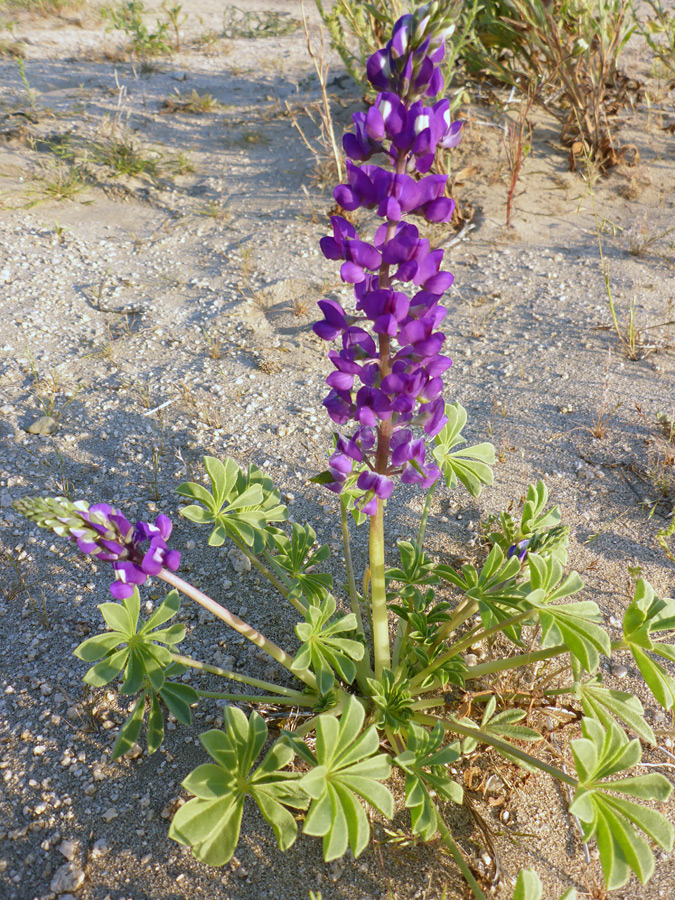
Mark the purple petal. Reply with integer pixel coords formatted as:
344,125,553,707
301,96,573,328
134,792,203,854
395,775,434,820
164,549,181,572
357,470,394,499
110,581,135,600
155,514,172,540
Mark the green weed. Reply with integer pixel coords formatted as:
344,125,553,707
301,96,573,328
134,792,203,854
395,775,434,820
102,0,170,63
222,5,299,39
161,88,219,114
30,160,87,203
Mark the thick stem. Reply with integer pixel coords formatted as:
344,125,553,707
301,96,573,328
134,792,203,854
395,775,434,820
340,499,375,689
418,713,577,787
158,569,317,690
369,499,391,679
170,653,307,699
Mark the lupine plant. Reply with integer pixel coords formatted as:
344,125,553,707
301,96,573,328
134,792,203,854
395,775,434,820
15,5,674,898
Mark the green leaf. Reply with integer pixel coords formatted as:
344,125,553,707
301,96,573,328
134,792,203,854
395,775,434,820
293,593,364,688
433,403,495,498
270,522,333,604
513,869,542,900
570,718,674,889
169,708,307,867
578,678,656,745
121,648,146,695
525,560,609,672
622,579,675,710
289,697,394,861
485,481,569,565
179,457,288,552
83,646,129,687
100,601,135,636
160,682,198,726
78,584,188,757
178,505,215,525
394,723,462,841
74,631,125,662
174,480,216,508
142,590,181,632
110,694,146,761
147,691,164,754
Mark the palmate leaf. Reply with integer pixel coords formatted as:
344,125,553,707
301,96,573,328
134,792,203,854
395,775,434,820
285,697,394,861
177,456,288,553
569,718,673,890
367,669,414,733
169,708,308,866
524,554,610,673
73,589,197,759
436,544,526,643
432,402,495,498
621,578,675,710
461,696,540,762
386,540,439,590
270,522,333,604
292,593,364,693
394,722,462,841
576,677,656,745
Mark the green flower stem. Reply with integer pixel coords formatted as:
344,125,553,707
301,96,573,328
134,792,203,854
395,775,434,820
169,653,308,699
194,690,315,707
369,499,391,679
410,607,536,690
464,639,626,681
429,598,479,650
433,802,488,900
158,569,318,690
411,696,448,711
341,498,365,636
419,713,577,787
227,534,306,615
415,480,437,553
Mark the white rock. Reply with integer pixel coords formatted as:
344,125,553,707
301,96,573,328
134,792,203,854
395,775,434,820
58,839,78,861
227,547,251,574
50,861,85,893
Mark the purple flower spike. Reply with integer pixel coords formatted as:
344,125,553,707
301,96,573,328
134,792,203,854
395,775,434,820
12,497,181,598
313,5,463,515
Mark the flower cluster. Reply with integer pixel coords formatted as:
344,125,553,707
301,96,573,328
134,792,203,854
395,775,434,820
366,1,459,104
13,496,180,599
313,2,461,514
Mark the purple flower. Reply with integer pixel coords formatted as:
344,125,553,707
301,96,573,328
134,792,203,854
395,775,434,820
12,497,180,599
313,299,350,341
507,539,530,562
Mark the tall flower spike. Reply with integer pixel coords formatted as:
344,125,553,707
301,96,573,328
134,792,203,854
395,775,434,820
314,5,463,515
13,496,180,599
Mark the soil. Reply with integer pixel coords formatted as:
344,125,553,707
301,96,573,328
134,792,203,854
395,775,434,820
0,2,674,900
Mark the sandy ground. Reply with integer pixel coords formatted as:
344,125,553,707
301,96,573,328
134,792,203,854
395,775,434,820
0,2,674,899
